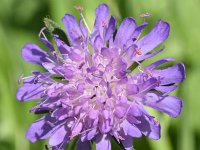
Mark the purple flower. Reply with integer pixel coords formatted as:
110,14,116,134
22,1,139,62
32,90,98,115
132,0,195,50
17,4,185,150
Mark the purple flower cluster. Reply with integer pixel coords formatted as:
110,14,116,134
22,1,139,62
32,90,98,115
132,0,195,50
17,4,185,150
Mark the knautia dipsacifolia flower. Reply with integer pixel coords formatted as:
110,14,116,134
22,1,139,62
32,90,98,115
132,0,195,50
17,4,185,150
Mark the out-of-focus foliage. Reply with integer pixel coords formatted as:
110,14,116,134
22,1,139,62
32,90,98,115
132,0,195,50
0,0,199,150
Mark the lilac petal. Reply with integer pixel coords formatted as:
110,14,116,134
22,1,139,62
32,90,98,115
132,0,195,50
152,63,186,85
132,22,148,40
99,111,112,133
138,78,158,93
135,115,160,140
49,125,67,146
94,3,110,39
87,128,97,140
114,106,127,118
101,47,118,58
40,38,55,52
136,46,165,61
155,85,177,94
146,58,174,70
42,62,56,74
68,51,82,62
39,97,61,109
122,44,137,66
72,122,83,137
89,110,99,119
121,120,142,138
126,84,139,95
26,115,56,142
144,92,183,118
80,18,88,42
55,38,70,54
22,43,50,65
93,35,104,54
128,103,144,117
114,17,136,49
137,20,170,55
96,134,111,150
16,77,46,101
121,136,133,150
52,108,68,121
62,14,82,46
105,16,117,41
77,140,91,150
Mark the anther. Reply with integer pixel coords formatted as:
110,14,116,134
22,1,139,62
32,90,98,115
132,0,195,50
135,47,142,55
18,74,24,84
101,19,107,27
74,5,83,11
140,12,152,18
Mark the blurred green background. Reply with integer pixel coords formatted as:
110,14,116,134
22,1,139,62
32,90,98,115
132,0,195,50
0,0,200,150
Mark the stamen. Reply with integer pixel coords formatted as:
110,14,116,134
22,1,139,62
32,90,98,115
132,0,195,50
18,75,34,84
45,57,55,64
118,135,125,141
70,126,97,139
38,27,48,41
18,74,24,84
46,121,55,127
80,13,91,34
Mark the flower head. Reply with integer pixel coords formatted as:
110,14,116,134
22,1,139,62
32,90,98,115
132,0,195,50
17,4,185,150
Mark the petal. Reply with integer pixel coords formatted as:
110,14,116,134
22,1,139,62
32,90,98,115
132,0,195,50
114,17,136,49
135,115,161,140
68,50,82,62
26,115,56,142
49,125,68,146
136,46,165,61
144,92,183,118
146,58,174,70
114,106,127,118
105,16,117,41
126,84,139,95
16,79,46,101
80,18,88,40
93,3,110,39
121,120,142,138
52,108,68,121
155,85,177,94
138,78,158,93
77,140,91,150
137,20,170,55
40,38,55,52
93,35,104,54
152,63,186,85
96,134,111,150
62,14,82,46
132,22,148,40
121,136,133,150
22,43,50,65
42,62,56,74
55,38,70,54
101,47,118,58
